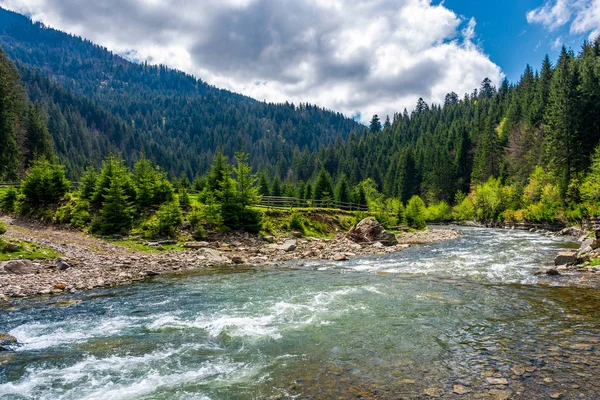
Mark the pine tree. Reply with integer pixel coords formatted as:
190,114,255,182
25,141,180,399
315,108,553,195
334,174,351,207
369,115,382,133
313,167,334,203
24,103,54,165
544,46,581,194
234,151,260,207
98,175,133,235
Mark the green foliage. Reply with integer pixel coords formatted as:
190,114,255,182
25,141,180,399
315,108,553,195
313,168,334,202
581,144,600,203
133,154,174,211
79,166,98,201
288,212,306,232
142,201,182,239
472,178,503,221
234,152,261,207
452,195,476,221
92,155,136,209
405,195,426,230
425,201,452,222
0,240,60,261
21,158,70,208
55,199,91,229
0,187,18,212
0,221,6,235
179,188,191,211
94,176,134,235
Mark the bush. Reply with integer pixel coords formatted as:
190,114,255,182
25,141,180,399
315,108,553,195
0,187,18,212
0,222,6,235
95,177,134,235
425,201,452,222
156,201,183,238
452,196,476,221
21,158,70,208
288,212,305,232
405,195,427,230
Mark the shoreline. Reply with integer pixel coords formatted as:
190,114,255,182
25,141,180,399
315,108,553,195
0,216,461,303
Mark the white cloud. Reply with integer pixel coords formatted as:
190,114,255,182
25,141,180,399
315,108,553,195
0,0,504,122
528,0,600,40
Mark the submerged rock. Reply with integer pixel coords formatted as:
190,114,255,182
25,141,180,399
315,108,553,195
347,217,398,246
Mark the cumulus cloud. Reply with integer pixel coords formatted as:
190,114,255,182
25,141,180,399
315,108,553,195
528,0,600,40
0,0,504,122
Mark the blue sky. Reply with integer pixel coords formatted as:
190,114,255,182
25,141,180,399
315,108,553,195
445,0,593,81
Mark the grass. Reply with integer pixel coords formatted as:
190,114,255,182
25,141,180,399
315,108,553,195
110,239,186,253
0,239,61,261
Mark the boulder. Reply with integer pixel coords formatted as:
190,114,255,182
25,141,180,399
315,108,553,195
202,248,232,264
4,243,22,252
347,218,398,246
3,260,36,275
57,260,71,271
554,251,577,266
591,240,600,250
332,253,348,261
0,334,18,351
231,256,244,264
262,235,276,243
280,239,297,252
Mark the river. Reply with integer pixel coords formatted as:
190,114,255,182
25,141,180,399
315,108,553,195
1,226,599,399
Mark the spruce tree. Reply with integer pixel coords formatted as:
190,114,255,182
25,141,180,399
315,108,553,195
99,176,133,235
313,168,334,203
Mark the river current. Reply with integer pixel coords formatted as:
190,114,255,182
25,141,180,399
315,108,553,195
1,226,600,399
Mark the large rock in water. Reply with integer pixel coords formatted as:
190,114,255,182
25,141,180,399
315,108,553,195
0,334,18,351
347,218,398,246
554,251,577,266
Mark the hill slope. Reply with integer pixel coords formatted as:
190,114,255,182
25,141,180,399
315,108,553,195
0,7,362,178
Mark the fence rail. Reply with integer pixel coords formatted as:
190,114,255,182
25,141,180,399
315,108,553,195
0,183,393,214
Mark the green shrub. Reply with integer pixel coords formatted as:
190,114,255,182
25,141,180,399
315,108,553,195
0,187,18,212
21,158,70,209
95,177,134,235
288,212,305,232
452,196,476,221
156,201,183,238
0,222,6,235
405,195,427,230
425,201,452,222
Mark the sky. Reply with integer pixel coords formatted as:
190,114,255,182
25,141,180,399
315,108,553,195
0,0,598,123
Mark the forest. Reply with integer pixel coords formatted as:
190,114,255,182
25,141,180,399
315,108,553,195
2,2,600,232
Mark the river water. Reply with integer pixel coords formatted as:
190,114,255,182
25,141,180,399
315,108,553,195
1,226,600,399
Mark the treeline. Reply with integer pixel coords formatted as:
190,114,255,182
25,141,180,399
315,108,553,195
0,150,267,238
276,38,600,224
0,7,361,179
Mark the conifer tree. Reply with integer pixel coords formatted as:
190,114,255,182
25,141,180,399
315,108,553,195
99,176,133,235
313,167,334,202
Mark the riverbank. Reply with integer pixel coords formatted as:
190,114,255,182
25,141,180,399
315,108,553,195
0,216,461,302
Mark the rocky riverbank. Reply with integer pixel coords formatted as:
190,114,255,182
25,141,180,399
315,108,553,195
0,216,461,302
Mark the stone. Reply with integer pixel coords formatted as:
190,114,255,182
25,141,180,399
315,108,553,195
511,365,526,376
231,256,244,264
453,384,471,395
423,388,444,397
0,334,18,351
280,239,297,252
372,242,384,248
202,248,232,264
4,260,36,275
545,268,560,276
487,389,513,400
4,243,22,252
591,239,600,250
346,217,398,246
554,251,577,266
54,283,67,290
291,230,303,238
551,393,563,399
157,240,177,245
57,260,71,271
332,253,348,261
486,377,508,385
183,241,210,249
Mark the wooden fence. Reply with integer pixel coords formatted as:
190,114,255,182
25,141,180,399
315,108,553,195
257,196,370,211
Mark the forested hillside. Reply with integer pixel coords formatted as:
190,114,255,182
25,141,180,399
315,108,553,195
0,7,361,178
284,39,600,223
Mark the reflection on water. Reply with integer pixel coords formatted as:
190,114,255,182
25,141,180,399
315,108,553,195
1,227,599,399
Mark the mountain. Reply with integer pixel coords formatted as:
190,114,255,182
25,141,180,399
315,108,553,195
0,7,362,179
